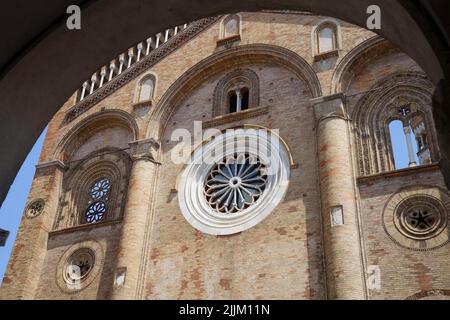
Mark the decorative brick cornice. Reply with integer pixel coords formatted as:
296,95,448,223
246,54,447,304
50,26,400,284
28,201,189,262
203,106,270,129
63,17,220,124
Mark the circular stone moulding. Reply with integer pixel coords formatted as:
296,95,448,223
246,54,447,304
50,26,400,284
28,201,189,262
56,241,103,293
26,199,45,218
383,189,450,251
178,128,290,235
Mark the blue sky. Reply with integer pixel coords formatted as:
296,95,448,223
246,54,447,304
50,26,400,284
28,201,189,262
0,128,47,284
0,122,415,284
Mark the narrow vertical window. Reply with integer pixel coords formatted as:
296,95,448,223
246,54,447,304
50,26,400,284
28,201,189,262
316,23,338,54
221,14,241,39
241,89,249,111
138,76,155,102
229,92,238,113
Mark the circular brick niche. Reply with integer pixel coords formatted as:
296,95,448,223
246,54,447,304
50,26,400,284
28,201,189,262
383,187,450,251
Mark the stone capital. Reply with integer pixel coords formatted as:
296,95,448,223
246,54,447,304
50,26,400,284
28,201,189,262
311,93,347,122
35,160,67,174
128,138,160,162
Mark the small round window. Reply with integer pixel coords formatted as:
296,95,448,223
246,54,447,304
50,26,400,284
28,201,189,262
26,199,45,218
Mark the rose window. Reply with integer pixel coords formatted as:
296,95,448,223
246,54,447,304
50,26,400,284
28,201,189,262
403,206,438,233
90,178,111,200
64,249,95,284
85,202,107,223
178,129,291,235
26,199,45,218
84,178,111,224
204,154,267,214
393,194,448,241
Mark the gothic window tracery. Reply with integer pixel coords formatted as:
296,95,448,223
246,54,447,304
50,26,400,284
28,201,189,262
388,105,431,170
54,151,131,230
353,73,438,176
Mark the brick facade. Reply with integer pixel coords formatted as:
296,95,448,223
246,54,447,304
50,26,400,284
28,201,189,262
1,11,449,300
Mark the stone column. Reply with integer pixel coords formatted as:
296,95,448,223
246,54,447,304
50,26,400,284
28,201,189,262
312,94,365,299
0,160,66,299
403,125,417,167
236,89,242,112
110,138,160,300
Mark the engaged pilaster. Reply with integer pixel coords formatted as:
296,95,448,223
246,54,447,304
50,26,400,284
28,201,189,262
110,138,160,300
0,160,66,299
312,93,365,300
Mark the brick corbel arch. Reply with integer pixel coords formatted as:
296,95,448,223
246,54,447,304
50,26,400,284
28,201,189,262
145,43,322,141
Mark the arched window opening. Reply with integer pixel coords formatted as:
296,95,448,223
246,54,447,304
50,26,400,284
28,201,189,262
213,68,259,117
138,76,155,102
221,14,241,39
317,24,338,54
389,120,417,170
228,87,249,114
389,111,431,170
229,91,238,113
241,88,249,111
410,114,432,165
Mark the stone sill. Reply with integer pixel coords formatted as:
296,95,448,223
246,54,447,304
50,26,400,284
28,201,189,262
313,49,340,62
357,162,441,184
132,99,153,109
203,106,269,129
49,219,122,237
216,34,241,47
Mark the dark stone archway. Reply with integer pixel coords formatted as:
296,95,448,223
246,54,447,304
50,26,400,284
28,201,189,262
0,0,449,204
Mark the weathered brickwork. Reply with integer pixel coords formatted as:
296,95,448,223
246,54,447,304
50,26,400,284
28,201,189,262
1,11,449,300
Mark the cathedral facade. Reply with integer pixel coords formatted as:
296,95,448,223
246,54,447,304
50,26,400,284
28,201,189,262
1,11,449,300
